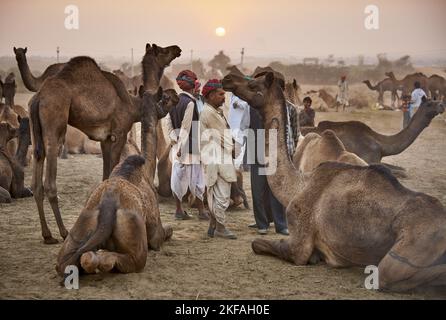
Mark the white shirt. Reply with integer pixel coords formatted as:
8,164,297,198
228,94,250,144
411,88,426,109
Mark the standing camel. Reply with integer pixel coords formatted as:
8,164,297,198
223,70,446,292
56,88,173,275
30,43,181,244
363,77,399,108
385,71,429,96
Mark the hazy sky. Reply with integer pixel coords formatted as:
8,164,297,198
1,0,445,62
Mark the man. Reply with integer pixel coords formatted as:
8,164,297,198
400,93,411,128
247,106,289,235
200,79,238,239
299,96,315,127
337,75,349,112
168,70,209,221
409,81,427,118
228,93,250,169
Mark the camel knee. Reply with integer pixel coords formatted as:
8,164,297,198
80,251,99,274
44,182,58,200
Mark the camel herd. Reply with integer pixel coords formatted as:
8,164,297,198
0,42,445,293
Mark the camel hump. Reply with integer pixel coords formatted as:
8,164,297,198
101,71,132,104
111,155,145,180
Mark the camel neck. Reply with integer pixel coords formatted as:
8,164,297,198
141,96,158,181
16,56,39,92
262,85,304,208
378,110,431,156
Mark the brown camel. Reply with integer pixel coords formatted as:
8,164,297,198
14,47,66,92
427,74,446,101
0,122,33,203
300,99,444,165
385,71,429,96
223,70,446,292
306,89,337,109
363,77,399,107
30,43,181,244
293,130,367,173
284,79,301,106
56,87,173,276
113,69,175,92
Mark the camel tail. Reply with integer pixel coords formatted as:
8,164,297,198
75,190,118,257
29,97,44,160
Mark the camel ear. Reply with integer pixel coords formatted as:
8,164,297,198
152,44,159,56
24,47,27,53
293,79,298,89
146,43,151,52
265,72,274,88
13,47,17,54
138,85,145,98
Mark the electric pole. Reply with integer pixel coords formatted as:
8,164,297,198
190,49,194,72
240,48,245,69
57,46,60,63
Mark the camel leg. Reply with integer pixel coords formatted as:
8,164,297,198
253,200,315,265
32,154,57,244
146,215,173,250
44,143,68,239
100,140,112,180
109,135,126,173
80,250,145,274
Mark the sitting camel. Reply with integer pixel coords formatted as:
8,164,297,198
0,121,33,203
293,130,367,173
300,99,444,166
30,43,181,244
222,70,446,292
56,88,173,276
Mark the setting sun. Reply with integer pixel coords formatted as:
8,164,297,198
215,27,226,37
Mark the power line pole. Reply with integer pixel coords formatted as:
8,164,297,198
240,48,245,69
131,48,134,77
190,49,194,72
57,46,60,63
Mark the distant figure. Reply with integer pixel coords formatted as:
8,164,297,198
299,96,315,127
409,81,427,118
337,75,349,111
193,80,205,114
400,94,411,129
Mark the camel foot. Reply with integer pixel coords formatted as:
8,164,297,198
60,229,69,240
43,236,59,245
252,238,270,255
80,251,99,273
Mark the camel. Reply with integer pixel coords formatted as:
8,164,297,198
30,43,181,244
14,47,66,92
113,70,175,92
299,99,444,165
0,76,3,103
306,89,337,110
56,87,173,276
223,70,446,292
427,75,446,101
0,122,33,203
363,77,399,108
385,71,429,96
293,130,367,173
284,79,301,106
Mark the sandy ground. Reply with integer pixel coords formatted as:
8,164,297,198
1,93,446,300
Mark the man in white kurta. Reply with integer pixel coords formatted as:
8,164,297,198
337,75,349,111
200,79,237,239
228,93,250,169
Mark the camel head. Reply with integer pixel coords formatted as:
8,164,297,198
142,43,182,92
0,122,18,147
414,99,445,124
222,69,266,108
13,47,27,60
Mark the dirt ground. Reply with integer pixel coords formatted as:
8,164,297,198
1,92,445,300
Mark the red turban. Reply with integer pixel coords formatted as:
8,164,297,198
202,79,223,97
176,70,197,91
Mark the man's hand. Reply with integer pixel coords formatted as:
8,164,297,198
177,149,182,158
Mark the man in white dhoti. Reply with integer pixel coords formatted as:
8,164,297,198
200,79,237,239
336,75,349,112
168,70,209,221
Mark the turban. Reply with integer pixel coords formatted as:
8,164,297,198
176,70,198,91
202,79,223,97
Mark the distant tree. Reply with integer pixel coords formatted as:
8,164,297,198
208,50,231,74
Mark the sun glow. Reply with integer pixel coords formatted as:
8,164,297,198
215,27,226,37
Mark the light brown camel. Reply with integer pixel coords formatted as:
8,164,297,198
62,126,102,156
293,130,367,173
0,122,33,203
385,71,429,96
56,88,173,276
300,99,444,165
223,70,446,292
363,77,399,107
284,79,301,106
30,43,181,244
306,89,337,109
14,47,66,92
